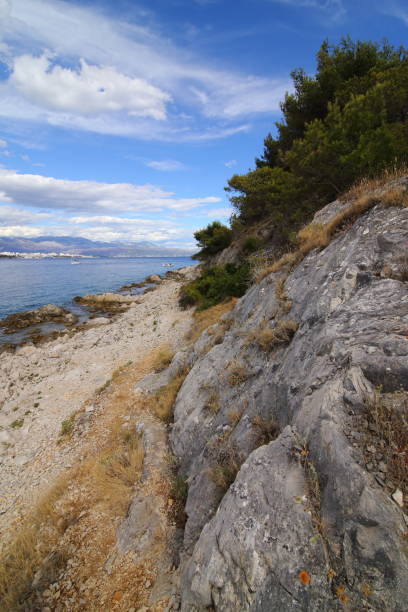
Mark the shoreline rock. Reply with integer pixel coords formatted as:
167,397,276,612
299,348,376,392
0,304,77,334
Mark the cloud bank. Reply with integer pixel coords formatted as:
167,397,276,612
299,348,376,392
0,0,291,141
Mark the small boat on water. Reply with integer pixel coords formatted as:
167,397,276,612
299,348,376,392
71,259,80,265
162,263,173,267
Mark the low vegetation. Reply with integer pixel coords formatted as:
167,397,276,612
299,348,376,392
185,298,237,344
209,442,243,493
248,319,299,351
10,418,24,429
243,235,263,254
0,409,144,610
204,391,220,414
252,416,279,446
226,361,250,386
170,474,188,503
152,345,174,372
255,184,408,282
362,390,408,501
59,412,76,438
179,263,250,310
148,372,188,423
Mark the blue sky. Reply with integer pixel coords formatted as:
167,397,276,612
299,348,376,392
0,0,407,250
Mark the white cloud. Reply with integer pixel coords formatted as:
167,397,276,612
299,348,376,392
0,225,45,237
205,207,232,218
267,0,345,19
0,0,290,140
380,5,408,25
145,159,186,171
0,139,7,147
0,204,53,225
224,159,237,168
0,203,197,244
12,54,170,120
0,169,220,213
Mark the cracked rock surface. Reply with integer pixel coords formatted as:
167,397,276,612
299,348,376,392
169,199,408,610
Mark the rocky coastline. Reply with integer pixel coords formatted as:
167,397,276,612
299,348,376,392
0,269,188,353
0,266,197,532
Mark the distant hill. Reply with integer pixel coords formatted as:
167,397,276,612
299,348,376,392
0,236,193,257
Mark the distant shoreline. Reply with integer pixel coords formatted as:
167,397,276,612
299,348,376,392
0,262,196,350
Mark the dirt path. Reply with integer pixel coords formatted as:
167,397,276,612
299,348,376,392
0,271,194,535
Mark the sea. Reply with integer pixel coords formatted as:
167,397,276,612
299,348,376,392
0,256,194,345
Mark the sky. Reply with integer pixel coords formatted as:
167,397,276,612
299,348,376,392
0,0,407,251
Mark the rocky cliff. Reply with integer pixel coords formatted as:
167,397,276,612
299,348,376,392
164,192,408,610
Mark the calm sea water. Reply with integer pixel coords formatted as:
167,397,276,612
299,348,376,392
0,256,194,320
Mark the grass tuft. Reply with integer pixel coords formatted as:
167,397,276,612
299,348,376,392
227,362,250,386
252,416,279,446
204,391,220,414
247,319,298,351
152,345,174,372
185,299,237,345
148,373,188,423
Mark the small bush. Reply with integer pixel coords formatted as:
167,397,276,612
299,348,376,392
179,263,250,310
59,412,76,437
243,235,262,254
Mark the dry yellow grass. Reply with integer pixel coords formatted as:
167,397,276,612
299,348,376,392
92,429,144,514
227,362,250,386
148,372,188,422
247,319,298,351
252,416,279,446
228,410,242,426
152,344,174,372
275,277,287,301
0,474,72,610
185,298,237,344
343,164,408,201
0,353,164,611
204,391,220,414
255,251,301,282
381,187,408,209
256,181,408,283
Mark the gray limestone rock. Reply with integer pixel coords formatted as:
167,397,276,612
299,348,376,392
169,198,408,610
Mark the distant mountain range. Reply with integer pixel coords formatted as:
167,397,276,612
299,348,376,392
0,236,193,257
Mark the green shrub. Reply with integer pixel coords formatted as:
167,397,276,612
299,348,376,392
225,38,408,241
192,221,233,261
179,263,250,310
243,235,263,253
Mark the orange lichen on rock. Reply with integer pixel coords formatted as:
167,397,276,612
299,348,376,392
298,570,311,585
